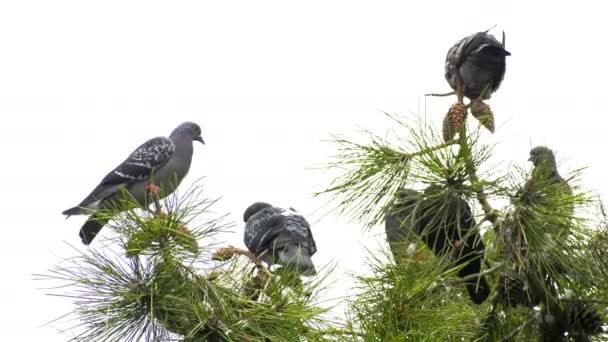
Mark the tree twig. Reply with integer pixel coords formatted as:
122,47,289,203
441,262,503,287
425,91,456,97
212,245,271,276
458,262,503,283
459,123,498,226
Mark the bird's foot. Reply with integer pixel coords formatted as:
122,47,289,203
145,183,162,195
456,78,466,104
452,239,463,252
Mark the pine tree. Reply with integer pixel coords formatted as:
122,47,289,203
38,184,345,341
39,110,608,341
318,107,608,340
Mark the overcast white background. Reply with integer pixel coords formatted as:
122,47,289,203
1,1,607,340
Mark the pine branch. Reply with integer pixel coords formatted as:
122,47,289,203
456,262,503,283
458,123,499,225
425,91,456,97
211,245,272,277
39,182,337,341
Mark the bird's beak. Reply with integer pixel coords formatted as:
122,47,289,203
195,136,205,144
527,156,533,162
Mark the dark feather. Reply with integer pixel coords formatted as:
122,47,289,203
386,188,490,304
243,204,317,275
79,215,110,245
445,31,511,99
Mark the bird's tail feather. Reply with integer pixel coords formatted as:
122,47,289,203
79,215,109,245
278,245,316,276
63,206,85,217
464,276,491,305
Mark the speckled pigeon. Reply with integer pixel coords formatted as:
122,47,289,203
385,188,490,304
243,202,317,276
445,30,511,100
63,122,204,245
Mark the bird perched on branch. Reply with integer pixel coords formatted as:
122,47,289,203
385,188,490,304
524,146,574,217
384,189,419,260
445,29,511,101
243,202,317,276
528,146,566,184
63,122,204,245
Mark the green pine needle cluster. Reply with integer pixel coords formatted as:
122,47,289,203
347,248,486,341
320,113,608,341
38,183,341,341
38,111,608,341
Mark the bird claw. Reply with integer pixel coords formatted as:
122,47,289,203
452,239,463,251
145,183,161,195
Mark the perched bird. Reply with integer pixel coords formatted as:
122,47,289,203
525,146,573,216
385,188,490,304
63,122,204,245
243,202,317,276
445,30,511,100
384,189,420,260
528,146,565,184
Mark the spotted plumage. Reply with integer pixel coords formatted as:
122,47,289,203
243,202,317,275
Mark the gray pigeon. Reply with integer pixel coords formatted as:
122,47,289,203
243,202,317,276
445,30,511,100
526,146,573,208
528,146,566,184
524,146,574,234
63,122,204,245
385,189,419,260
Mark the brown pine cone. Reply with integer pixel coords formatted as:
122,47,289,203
442,102,467,142
442,112,456,142
470,100,495,133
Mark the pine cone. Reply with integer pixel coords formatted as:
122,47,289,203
568,301,604,336
212,246,239,261
442,102,467,142
497,273,525,307
470,100,495,133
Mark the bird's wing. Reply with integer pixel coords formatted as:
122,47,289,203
282,211,317,256
101,136,175,186
66,137,175,213
447,32,507,68
244,207,287,254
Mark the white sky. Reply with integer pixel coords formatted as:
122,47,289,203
1,1,607,340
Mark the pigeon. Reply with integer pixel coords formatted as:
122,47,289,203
385,188,490,304
445,30,511,100
63,122,204,245
524,146,574,217
384,189,419,261
243,202,317,276
528,146,566,184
